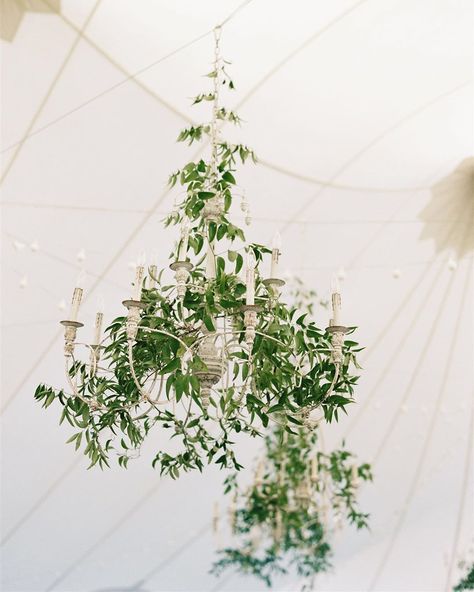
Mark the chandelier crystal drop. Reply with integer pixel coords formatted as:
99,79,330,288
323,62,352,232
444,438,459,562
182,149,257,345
35,28,361,476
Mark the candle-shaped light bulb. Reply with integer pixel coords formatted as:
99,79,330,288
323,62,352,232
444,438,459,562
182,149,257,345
178,216,190,261
93,296,105,345
246,251,256,305
133,253,146,301
270,231,282,278
331,273,342,325
69,270,86,321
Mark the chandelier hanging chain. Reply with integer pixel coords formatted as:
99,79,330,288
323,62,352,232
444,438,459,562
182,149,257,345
210,25,222,185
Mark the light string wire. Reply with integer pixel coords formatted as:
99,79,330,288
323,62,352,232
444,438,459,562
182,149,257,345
1,5,470,592
367,209,474,590
1,197,466,226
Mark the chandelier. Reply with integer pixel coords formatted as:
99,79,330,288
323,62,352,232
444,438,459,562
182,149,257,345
35,27,360,476
211,425,372,587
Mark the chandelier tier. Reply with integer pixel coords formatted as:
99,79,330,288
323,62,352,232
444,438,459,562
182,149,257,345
35,28,361,476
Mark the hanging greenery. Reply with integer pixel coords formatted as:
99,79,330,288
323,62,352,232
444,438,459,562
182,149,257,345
455,564,474,591
211,425,372,588
34,29,362,479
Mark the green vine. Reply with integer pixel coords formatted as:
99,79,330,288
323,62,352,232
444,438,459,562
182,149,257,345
455,563,474,591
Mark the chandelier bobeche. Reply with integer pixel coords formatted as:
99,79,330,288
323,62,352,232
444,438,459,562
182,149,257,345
35,28,361,475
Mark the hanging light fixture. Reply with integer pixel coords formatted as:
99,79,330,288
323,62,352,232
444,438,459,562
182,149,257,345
211,425,372,587
35,27,360,476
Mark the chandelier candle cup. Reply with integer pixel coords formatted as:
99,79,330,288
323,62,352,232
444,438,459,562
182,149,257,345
326,324,348,364
170,260,193,299
122,299,146,342
60,319,84,357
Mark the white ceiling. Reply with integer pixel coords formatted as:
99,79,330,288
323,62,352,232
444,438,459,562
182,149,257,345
1,1,473,591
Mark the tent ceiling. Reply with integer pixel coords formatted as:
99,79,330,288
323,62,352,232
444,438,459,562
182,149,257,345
1,1,473,590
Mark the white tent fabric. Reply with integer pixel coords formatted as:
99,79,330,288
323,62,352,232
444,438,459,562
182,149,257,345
1,1,473,590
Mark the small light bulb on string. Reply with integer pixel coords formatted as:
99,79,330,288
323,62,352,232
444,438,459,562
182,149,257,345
77,248,86,263
401,404,408,413
448,257,457,271
30,240,39,252
13,240,25,251
337,267,346,282
19,275,28,289
392,268,401,279
58,299,67,312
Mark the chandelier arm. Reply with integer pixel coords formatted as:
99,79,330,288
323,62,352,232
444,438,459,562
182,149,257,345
145,372,169,406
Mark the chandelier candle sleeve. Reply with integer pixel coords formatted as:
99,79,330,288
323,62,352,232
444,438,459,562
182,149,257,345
331,274,342,325
178,217,190,261
270,231,282,278
93,312,104,345
69,287,83,321
246,251,256,305
133,265,145,301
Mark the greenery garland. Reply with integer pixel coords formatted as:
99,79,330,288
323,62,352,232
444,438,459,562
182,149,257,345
34,40,362,480
211,425,372,588
455,563,474,591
